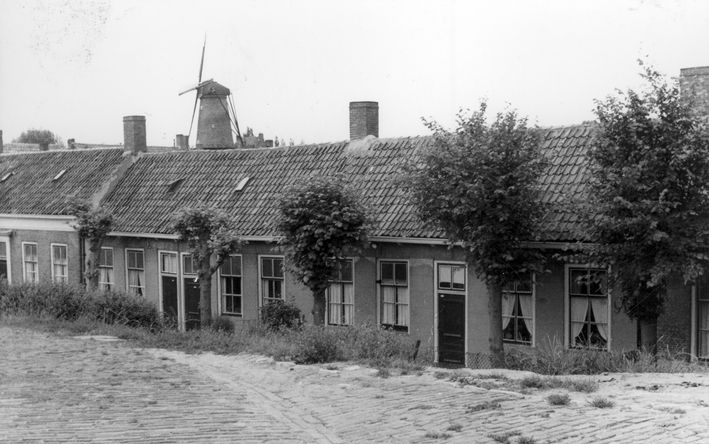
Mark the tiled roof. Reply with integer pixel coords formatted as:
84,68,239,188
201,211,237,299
0,149,127,215
538,124,596,241
101,126,596,242
1,143,63,154
101,138,435,238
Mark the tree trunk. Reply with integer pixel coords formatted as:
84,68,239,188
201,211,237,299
199,275,212,327
198,255,213,327
487,281,505,368
84,239,101,291
312,288,326,325
638,317,658,355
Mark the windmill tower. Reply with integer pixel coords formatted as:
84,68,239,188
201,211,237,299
179,40,243,149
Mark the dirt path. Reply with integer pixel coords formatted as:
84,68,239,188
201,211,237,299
2,326,709,443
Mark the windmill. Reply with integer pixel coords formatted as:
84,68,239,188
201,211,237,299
178,39,243,149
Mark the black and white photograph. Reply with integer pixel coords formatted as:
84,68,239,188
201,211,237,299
1,1,709,442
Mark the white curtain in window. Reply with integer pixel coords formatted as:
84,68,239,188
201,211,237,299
343,284,354,325
570,297,588,340
129,270,144,294
518,293,533,331
100,268,113,288
501,293,515,329
590,297,609,341
396,287,409,326
382,286,396,325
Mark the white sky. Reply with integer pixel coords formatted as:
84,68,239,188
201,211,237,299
1,0,708,146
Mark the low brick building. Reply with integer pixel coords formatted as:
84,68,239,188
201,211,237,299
2,67,709,365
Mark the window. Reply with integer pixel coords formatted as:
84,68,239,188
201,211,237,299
261,256,284,305
220,255,242,316
568,268,609,350
99,248,114,291
183,254,198,275
0,240,8,282
126,249,145,296
502,275,533,345
438,263,466,291
51,244,68,283
22,243,38,283
380,261,409,331
327,259,354,326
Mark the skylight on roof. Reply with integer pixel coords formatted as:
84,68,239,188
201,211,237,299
235,177,250,191
167,178,185,193
53,169,67,181
0,171,12,182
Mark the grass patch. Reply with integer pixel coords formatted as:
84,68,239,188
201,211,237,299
519,375,598,392
424,431,452,439
489,431,520,443
446,423,462,432
518,437,537,444
466,400,501,413
546,393,570,406
505,336,709,375
589,397,615,408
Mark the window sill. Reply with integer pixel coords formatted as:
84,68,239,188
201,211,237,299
381,324,409,333
220,313,243,318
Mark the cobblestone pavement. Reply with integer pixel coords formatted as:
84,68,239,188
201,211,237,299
2,326,709,443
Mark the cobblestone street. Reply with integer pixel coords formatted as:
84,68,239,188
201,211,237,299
1,326,709,443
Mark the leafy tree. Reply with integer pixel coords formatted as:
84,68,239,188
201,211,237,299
68,200,113,291
586,64,709,351
407,102,546,365
173,206,241,327
14,129,62,147
277,176,370,325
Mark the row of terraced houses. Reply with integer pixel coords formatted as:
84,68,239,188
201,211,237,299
2,67,709,366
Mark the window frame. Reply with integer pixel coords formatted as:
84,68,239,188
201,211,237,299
565,265,611,351
501,273,535,346
259,255,285,307
21,242,38,284
326,258,355,326
219,254,243,317
98,247,114,291
378,259,410,332
0,236,11,284
50,243,68,284
125,248,145,296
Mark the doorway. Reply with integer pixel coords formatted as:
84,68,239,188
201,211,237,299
159,251,179,327
182,254,201,330
436,263,467,365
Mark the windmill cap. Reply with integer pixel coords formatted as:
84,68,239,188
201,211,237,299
199,80,230,96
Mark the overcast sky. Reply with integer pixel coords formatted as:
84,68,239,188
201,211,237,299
1,0,708,147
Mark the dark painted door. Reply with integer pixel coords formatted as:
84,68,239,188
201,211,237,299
438,293,465,365
0,259,7,280
184,279,201,330
162,276,178,326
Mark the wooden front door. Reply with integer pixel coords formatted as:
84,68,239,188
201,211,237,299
159,252,179,326
437,263,467,365
184,279,200,330
182,254,200,330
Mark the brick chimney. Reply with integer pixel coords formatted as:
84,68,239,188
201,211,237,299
175,134,189,150
349,101,379,140
123,115,147,155
680,66,709,121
